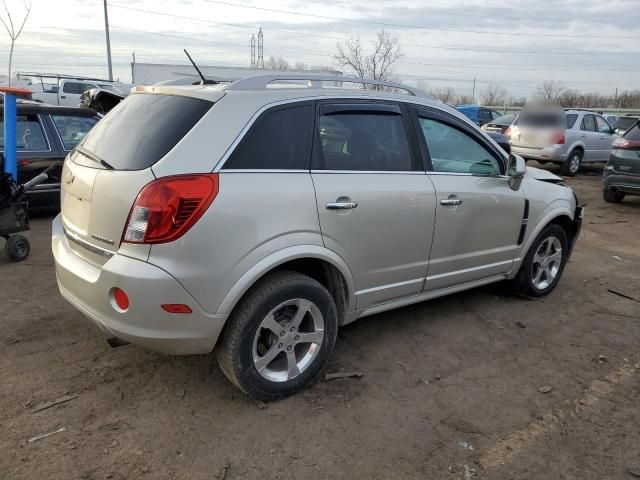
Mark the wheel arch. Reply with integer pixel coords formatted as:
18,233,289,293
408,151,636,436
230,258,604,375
216,246,355,324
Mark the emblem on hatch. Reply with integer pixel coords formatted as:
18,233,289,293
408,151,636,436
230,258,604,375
91,234,115,246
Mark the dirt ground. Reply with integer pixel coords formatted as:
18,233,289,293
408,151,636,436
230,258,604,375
2,163,639,480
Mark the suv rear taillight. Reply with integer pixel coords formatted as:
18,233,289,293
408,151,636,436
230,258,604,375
122,174,219,244
613,137,640,150
551,131,565,145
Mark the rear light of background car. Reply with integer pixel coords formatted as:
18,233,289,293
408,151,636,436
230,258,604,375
612,137,640,149
505,127,511,139
551,131,565,145
123,174,219,244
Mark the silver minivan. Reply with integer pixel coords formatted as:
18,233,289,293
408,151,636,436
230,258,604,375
509,109,617,176
53,75,582,400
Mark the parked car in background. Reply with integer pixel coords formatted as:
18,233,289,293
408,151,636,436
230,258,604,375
603,119,640,202
0,100,99,210
509,109,617,176
456,105,503,126
53,75,582,401
485,131,511,154
601,114,617,126
27,78,129,106
482,114,515,134
612,115,640,136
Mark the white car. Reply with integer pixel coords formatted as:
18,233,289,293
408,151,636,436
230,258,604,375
53,75,583,400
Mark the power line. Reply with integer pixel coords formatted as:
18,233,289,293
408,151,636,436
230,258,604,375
199,0,640,39
104,4,636,57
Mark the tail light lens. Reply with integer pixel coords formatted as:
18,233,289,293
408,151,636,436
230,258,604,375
551,131,565,145
505,127,511,139
613,137,640,149
123,174,219,244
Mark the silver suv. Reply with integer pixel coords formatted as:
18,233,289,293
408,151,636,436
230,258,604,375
53,75,583,400
509,109,617,176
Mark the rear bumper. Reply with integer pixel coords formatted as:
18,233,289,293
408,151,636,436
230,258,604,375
603,170,640,195
52,214,227,354
511,145,567,162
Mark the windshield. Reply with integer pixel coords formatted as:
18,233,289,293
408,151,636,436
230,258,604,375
493,115,514,125
78,93,213,170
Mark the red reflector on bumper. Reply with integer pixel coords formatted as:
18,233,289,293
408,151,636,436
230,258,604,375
161,304,192,314
113,288,129,310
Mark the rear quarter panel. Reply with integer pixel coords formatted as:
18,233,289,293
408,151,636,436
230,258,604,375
147,172,325,314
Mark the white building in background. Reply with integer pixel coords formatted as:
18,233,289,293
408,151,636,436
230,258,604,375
131,63,342,85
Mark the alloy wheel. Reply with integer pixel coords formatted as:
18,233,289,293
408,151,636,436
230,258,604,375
531,236,563,290
252,298,324,382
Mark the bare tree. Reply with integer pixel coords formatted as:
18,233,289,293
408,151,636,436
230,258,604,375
264,56,289,70
334,29,402,84
535,80,565,102
430,87,456,104
456,94,474,105
0,0,31,86
481,84,508,106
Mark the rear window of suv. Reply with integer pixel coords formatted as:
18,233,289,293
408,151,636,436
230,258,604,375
79,94,212,170
518,112,564,128
624,124,640,141
613,117,639,131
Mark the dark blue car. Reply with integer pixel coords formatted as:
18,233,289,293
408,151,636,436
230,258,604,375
456,105,503,126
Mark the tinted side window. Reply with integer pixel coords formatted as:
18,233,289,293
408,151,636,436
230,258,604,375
51,115,99,150
62,82,85,94
478,109,492,124
595,116,612,133
581,115,596,132
419,117,501,175
317,111,412,171
566,114,578,129
225,105,312,170
0,114,49,151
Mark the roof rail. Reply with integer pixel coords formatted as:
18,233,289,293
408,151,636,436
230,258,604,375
227,74,425,97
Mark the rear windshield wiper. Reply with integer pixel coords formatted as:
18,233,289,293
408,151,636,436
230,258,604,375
76,145,114,170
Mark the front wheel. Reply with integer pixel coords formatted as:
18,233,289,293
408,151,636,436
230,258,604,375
511,224,569,297
216,271,338,401
560,150,582,177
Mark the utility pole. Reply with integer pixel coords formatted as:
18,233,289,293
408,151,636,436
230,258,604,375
472,76,476,103
250,35,256,68
103,0,113,81
257,27,264,69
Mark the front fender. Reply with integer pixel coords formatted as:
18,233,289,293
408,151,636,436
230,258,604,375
216,245,356,316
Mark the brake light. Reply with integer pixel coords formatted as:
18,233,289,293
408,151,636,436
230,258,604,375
613,137,640,149
505,127,511,139
551,131,565,145
123,174,219,244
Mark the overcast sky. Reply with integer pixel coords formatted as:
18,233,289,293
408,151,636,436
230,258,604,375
1,0,639,97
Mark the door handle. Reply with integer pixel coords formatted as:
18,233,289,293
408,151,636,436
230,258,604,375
440,198,463,206
326,202,358,210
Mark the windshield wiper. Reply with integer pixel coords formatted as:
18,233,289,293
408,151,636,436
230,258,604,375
76,145,114,170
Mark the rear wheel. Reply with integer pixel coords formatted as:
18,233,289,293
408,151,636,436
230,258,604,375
560,150,582,177
603,188,625,203
5,235,30,262
216,271,338,401
511,224,568,298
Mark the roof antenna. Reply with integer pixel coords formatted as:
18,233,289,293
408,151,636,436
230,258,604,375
183,49,217,85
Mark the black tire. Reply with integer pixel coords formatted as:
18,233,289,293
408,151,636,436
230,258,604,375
5,235,30,262
560,149,582,177
216,270,338,401
511,224,569,298
603,188,625,203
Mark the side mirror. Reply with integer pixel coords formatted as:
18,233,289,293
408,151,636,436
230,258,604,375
507,154,526,191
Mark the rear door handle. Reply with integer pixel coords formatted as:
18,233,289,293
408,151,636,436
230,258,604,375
326,202,358,210
440,199,463,206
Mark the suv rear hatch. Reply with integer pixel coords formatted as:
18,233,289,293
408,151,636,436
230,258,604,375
60,92,214,264
511,111,567,149
609,123,640,175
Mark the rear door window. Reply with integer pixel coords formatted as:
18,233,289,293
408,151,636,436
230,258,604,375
581,115,596,132
51,115,98,150
316,106,413,171
224,104,313,170
0,114,50,151
79,94,213,170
